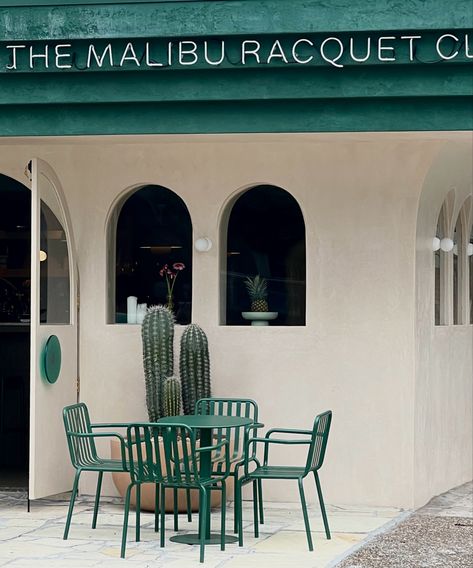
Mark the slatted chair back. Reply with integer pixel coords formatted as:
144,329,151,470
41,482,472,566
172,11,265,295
195,398,259,464
63,402,98,468
125,424,163,484
160,424,200,485
305,410,332,474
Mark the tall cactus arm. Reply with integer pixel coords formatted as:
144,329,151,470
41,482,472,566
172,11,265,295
180,324,211,415
142,305,175,422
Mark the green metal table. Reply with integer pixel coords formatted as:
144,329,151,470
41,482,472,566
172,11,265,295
157,414,253,545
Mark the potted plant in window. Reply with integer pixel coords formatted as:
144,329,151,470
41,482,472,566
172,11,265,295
159,262,185,313
241,275,278,326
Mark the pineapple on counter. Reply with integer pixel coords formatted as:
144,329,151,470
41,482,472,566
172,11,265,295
244,275,269,312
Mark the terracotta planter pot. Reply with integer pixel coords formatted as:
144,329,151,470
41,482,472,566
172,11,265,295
110,439,232,512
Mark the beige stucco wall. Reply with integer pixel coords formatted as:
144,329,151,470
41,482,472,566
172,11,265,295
414,142,473,508
0,132,471,509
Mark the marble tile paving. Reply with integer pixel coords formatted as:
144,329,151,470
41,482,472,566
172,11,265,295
0,490,404,568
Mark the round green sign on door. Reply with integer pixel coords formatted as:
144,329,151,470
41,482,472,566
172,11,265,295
42,335,62,384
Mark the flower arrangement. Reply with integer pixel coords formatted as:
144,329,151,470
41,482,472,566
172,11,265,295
159,262,185,312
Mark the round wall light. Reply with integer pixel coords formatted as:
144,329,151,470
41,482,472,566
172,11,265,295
440,238,454,252
432,237,441,251
467,243,473,257
195,237,212,252
39,250,48,262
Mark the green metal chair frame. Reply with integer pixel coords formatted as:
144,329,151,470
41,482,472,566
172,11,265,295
62,402,129,540
195,397,265,533
122,423,230,563
236,410,332,551
120,423,161,559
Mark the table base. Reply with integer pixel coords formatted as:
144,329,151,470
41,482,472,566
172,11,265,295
170,533,239,545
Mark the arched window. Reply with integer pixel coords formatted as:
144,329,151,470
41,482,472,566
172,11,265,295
453,214,461,325
434,202,447,326
434,190,455,326
222,185,306,326
109,185,192,325
453,197,472,326
470,221,473,324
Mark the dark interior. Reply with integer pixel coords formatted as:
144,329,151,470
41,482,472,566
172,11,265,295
0,174,30,490
115,185,193,325
226,185,306,326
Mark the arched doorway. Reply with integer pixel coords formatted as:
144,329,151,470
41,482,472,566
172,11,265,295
0,173,31,490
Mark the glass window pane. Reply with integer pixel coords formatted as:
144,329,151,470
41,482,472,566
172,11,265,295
434,204,446,326
470,225,473,324
434,249,441,325
453,220,460,325
40,201,70,324
114,185,192,325
224,185,306,326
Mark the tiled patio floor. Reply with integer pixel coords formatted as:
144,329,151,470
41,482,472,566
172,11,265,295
0,491,403,568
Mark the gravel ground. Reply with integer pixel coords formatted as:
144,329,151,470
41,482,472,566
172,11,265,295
337,514,473,568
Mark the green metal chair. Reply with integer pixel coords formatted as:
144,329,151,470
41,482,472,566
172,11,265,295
62,403,129,540
122,423,230,563
236,410,332,551
120,423,162,559
195,397,265,533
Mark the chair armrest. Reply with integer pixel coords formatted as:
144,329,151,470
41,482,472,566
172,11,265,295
68,432,128,470
244,436,311,471
196,439,230,478
241,422,264,459
196,439,228,453
91,423,130,429
265,428,312,437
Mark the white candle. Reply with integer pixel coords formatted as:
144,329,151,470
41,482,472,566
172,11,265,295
127,296,138,324
136,303,147,324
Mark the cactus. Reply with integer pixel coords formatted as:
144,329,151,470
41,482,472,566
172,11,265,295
180,324,211,415
163,375,182,417
141,305,174,422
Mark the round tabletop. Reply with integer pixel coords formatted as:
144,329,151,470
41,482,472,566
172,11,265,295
156,415,253,429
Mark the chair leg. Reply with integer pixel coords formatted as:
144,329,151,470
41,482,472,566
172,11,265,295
298,478,313,552
253,480,259,538
63,469,81,540
232,467,241,534
233,477,241,534
173,488,179,531
236,480,244,547
233,476,239,534
206,487,212,539
135,483,141,542
220,481,226,551
314,471,331,540
186,488,192,522
92,471,103,529
257,478,264,525
160,486,166,548
253,458,264,525
154,483,159,532
120,482,134,559
233,484,241,534
199,487,207,563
